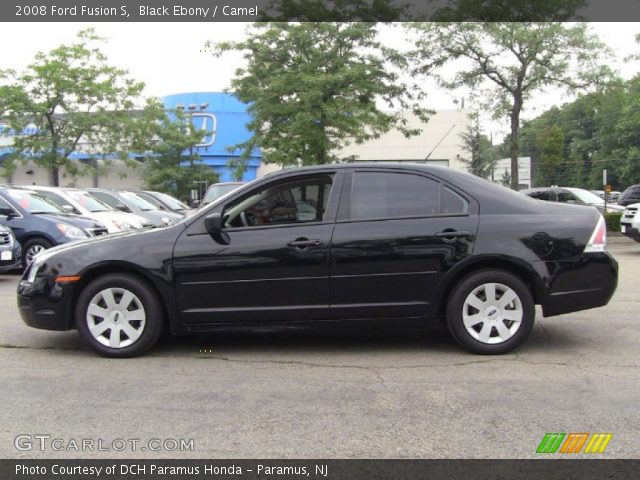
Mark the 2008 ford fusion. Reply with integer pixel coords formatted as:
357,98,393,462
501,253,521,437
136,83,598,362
17,164,618,357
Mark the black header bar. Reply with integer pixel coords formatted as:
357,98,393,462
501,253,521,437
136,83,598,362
3,0,640,22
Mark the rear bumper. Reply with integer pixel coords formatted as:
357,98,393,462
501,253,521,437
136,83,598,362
540,252,618,317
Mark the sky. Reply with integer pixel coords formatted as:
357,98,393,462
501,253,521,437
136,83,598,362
1,22,639,141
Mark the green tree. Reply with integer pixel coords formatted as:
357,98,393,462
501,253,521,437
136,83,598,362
409,22,610,190
458,113,495,178
0,29,146,185
211,22,429,177
142,108,219,201
534,125,564,186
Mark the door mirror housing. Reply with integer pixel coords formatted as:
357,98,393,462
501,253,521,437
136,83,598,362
116,204,132,213
204,212,223,234
0,207,17,219
62,205,75,213
204,212,229,244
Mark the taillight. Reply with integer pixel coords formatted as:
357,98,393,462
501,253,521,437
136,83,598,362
584,215,607,253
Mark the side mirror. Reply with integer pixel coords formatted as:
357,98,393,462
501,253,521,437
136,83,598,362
204,213,229,245
116,204,132,213
0,207,17,219
204,212,223,234
62,205,75,213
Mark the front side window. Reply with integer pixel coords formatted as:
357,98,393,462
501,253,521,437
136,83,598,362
527,190,553,201
224,176,333,228
556,191,580,204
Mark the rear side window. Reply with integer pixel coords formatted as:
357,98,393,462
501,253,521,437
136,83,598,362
348,172,468,221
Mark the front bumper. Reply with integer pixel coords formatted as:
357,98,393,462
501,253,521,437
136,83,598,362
17,278,76,331
0,243,22,272
620,222,640,242
540,252,618,317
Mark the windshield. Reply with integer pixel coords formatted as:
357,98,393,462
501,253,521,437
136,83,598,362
66,190,114,212
6,189,66,214
154,192,190,210
565,188,605,205
120,191,157,211
204,184,243,204
136,193,165,209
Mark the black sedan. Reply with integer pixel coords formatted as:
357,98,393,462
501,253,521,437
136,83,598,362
17,164,617,357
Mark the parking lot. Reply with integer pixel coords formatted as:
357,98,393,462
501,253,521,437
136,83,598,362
0,238,638,459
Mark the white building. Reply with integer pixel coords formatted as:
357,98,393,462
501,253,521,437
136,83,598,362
258,109,471,177
491,157,532,190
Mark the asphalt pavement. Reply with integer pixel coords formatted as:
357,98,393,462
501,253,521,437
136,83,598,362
0,239,638,459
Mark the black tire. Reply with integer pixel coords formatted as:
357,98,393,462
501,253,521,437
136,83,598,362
446,269,535,355
75,273,164,357
21,237,53,268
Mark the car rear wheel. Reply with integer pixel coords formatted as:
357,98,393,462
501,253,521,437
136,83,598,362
22,238,53,268
76,274,164,357
446,270,534,354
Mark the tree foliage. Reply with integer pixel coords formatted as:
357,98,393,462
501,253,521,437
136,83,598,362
409,22,610,189
211,22,430,176
458,112,496,178
517,76,640,190
142,108,219,201
0,29,148,185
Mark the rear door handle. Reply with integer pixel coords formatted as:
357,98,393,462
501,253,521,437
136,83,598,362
435,230,470,239
287,238,322,248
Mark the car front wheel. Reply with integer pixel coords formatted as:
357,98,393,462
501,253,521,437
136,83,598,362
446,270,534,354
22,238,53,268
76,274,164,357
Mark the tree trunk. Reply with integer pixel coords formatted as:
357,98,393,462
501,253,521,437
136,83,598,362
509,97,523,190
49,166,60,186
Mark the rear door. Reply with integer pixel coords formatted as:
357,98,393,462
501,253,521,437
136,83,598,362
329,168,479,320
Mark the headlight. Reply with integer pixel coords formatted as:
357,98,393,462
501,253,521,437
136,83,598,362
25,249,55,283
112,220,140,231
56,223,88,239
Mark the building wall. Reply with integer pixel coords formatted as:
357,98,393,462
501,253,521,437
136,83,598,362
6,160,145,188
338,110,470,170
492,157,532,190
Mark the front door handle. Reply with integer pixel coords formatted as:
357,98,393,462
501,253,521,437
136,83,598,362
287,238,322,249
435,230,471,239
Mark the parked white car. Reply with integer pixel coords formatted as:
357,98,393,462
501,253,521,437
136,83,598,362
25,186,150,233
621,203,640,242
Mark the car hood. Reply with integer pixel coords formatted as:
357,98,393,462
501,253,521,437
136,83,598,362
90,210,148,225
35,213,104,228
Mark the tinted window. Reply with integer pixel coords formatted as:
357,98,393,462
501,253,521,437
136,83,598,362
441,186,469,214
225,176,333,228
527,190,553,201
556,191,579,204
350,172,440,220
90,191,122,209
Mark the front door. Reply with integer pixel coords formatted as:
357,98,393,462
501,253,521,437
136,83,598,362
173,172,342,325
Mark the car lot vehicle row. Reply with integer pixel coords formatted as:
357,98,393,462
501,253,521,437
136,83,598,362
0,185,187,266
520,186,625,213
16,163,617,358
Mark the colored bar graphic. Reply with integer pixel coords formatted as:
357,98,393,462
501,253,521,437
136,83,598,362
584,433,613,453
560,433,589,453
536,433,566,453
537,433,613,454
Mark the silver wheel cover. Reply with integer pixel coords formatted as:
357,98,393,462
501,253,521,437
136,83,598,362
462,282,523,345
86,287,146,349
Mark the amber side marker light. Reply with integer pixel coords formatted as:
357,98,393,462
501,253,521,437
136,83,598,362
55,276,82,283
